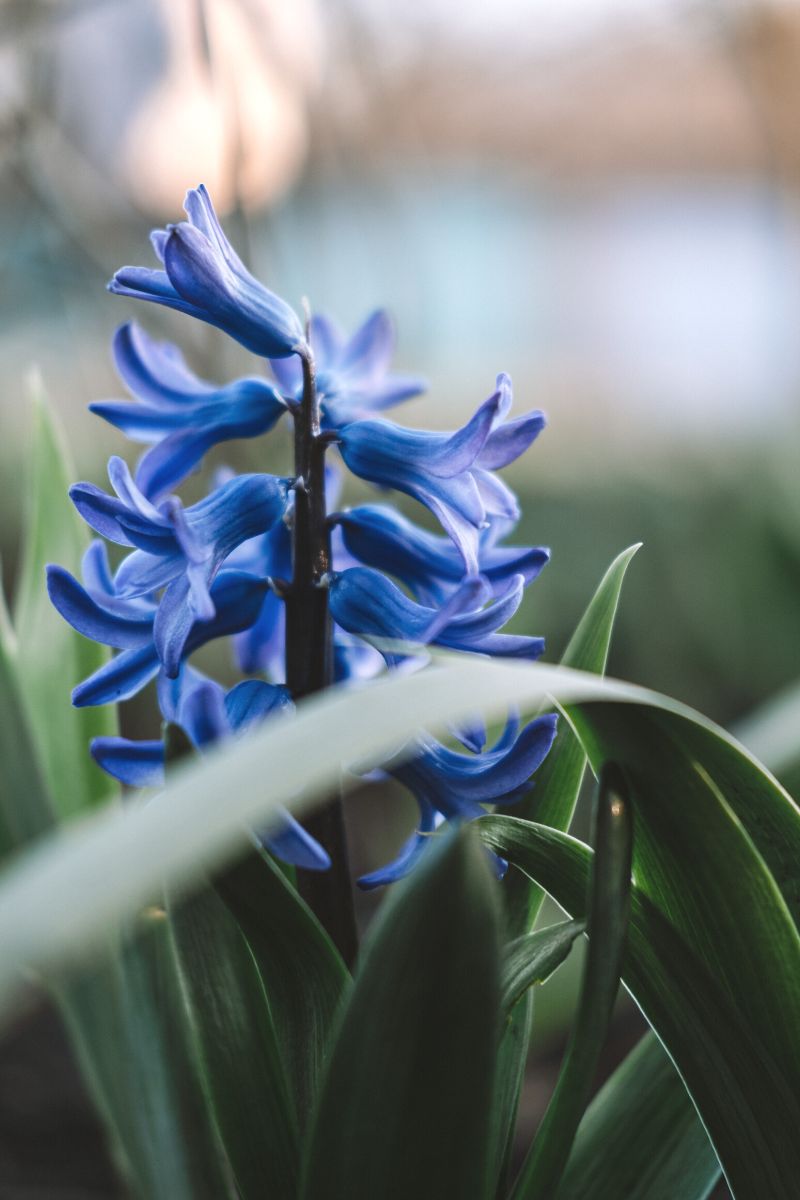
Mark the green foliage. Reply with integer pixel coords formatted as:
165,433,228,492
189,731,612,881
501,918,585,1014
169,886,300,1199
556,1033,721,1200
300,827,502,1200
214,848,350,1127
502,543,640,937
13,380,116,819
3,439,799,1200
511,765,633,1199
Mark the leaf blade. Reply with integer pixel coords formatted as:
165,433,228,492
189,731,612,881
511,765,633,1199
300,828,502,1200
556,1032,721,1200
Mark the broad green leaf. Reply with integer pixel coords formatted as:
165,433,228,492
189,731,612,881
169,886,299,1199
502,918,585,1014
214,846,350,1127
511,765,633,1199
478,812,800,1200
503,543,640,936
12,382,116,818
556,1032,720,1200
299,828,502,1200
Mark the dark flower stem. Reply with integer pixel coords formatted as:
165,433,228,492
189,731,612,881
285,347,359,967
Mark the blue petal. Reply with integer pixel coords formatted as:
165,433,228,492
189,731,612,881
163,223,305,359
46,565,153,648
90,737,164,787
135,428,218,499
111,186,306,359
329,566,539,661
357,798,437,889
335,504,549,604
224,679,293,731
260,812,332,871
112,321,216,405
179,678,229,747
478,411,546,470
72,645,160,707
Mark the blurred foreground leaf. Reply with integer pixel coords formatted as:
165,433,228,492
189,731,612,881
13,379,116,818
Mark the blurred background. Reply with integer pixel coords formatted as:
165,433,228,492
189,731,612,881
2,0,800,1193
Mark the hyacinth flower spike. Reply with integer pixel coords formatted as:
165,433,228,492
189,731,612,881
336,373,545,572
268,309,426,426
69,457,289,674
333,502,549,606
358,712,558,888
90,323,287,500
109,184,307,359
329,566,545,662
91,675,329,870
47,557,271,704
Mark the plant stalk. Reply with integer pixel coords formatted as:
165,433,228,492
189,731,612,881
285,348,358,967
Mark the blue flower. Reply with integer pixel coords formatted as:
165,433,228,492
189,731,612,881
91,674,330,871
47,542,272,701
336,373,545,572
328,565,545,662
358,713,558,888
69,458,289,674
108,185,306,359
89,323,286,500
269,309,425,426
333,503,549,605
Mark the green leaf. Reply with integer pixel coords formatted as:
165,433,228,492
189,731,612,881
502,918,585,1014
503,543,640,937
511,765,633,1199
169,884,299,1200
493,544,638,1193
300,828,502,1200
556,1032,721,1200
56,919,235,1200
1,658,799,1200
214,847,350,1128
0,620,55,853
12,381,116,819
479,810,800,1200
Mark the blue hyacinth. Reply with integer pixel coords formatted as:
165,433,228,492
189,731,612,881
49,183,556,885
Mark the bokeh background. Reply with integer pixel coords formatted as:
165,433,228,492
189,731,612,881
2,0,800,1193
